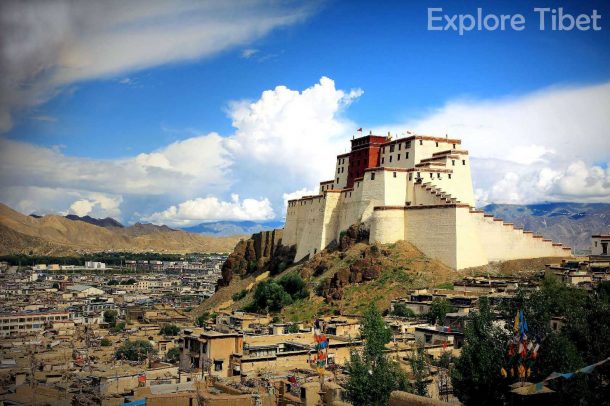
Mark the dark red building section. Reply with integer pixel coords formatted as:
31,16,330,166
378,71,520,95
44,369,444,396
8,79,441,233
346,135,387,188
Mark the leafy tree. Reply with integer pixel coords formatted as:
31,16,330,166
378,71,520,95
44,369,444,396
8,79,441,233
278,273,309,300
409,344,429,397
100,338,112,347
103,310,118,327
166,347,181,364
250,280,293,312
426,298,454,325
115,340,156,361
195,312,210,327
451,298,509,405
107,280,119,285
160,324,180,336
345,304,408,406
288,323,300,333
392,303,415,318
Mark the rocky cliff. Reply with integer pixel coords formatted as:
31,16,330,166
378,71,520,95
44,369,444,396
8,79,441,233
218,229,295,287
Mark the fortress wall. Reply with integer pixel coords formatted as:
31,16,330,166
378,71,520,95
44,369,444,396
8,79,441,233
321,192,341,249
454,207,490,269
294,196,326,261
370,208,406,244
357,169,387,226
404,206,459,269
470,211,568,261
383,170,408,206
283,202,298,247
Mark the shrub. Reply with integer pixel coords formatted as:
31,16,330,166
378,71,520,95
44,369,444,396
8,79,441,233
103,310,118,327
278,273,308,300
195,312,210,327
100,338,112,347
160,324,180,336
392,303,415,318
232,289,248,302
166,347,181,364
115,340,157,361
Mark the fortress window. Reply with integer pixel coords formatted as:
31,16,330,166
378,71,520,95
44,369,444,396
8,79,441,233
390,145,395,153
419,140,423,145
452,160,455,166
462,160,466,165
381,158,385,164
437,173,441,179
337,178,339,183
435,142,439,147
398,143,401,150
393,172,397,178
382,147,385,153
397,154,401,161
371,173,375,180
430,173,433,179
453,144,456,149
389,156,393,163
406,141,411,148
406,152,409,159
448,174,452,179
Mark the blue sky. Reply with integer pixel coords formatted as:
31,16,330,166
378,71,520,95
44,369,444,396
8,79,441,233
0,0,609,225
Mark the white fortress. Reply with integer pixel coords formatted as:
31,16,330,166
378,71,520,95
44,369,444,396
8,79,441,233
284,133,571,269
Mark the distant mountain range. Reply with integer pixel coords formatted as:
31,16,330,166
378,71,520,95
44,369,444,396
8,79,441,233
482,202,610,253
0,203,243,255
182,220,285,237
64,214,124,228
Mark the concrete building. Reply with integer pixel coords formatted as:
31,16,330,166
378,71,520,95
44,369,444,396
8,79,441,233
592,234,610,260
0,311,70,337
285,132,571,269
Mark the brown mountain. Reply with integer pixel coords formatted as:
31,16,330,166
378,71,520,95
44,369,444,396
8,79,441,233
0,203,243,255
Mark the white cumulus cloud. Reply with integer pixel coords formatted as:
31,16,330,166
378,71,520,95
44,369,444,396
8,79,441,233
144,194,275,226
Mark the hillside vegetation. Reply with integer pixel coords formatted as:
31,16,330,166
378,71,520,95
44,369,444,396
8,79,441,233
196,237,459,320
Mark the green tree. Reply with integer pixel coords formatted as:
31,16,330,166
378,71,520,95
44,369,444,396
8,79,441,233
100,338,112,347
250,280,293,312
409,344,429,397
288,323,300,333
195,312,210,327
115,340,157,361
160,324,180,336
345,304,408,406
451,298,509,405
103,310,118,327
166,347,181,364
426,298,454,325
392,303,415,318
278,273,309,300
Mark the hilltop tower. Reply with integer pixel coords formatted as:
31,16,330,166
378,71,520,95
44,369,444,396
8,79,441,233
284,133,571,269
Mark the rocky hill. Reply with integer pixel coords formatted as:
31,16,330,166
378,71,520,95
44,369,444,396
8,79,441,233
482,202,610,253
196,224,571,320
0,203,244,255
